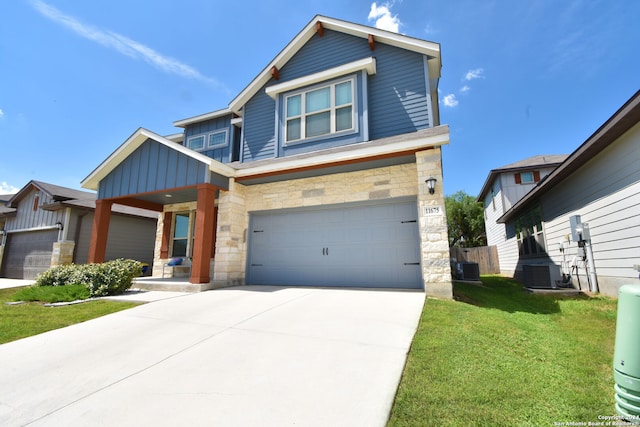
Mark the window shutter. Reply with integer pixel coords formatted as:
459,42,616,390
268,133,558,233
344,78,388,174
514,173,522,184
533,171,541,182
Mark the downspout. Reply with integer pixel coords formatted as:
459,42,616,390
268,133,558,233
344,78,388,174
584,239,599,293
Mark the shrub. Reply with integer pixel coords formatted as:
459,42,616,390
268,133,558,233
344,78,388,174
35,259,143,297
13,284,91,303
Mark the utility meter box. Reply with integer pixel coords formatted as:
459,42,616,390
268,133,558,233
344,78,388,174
613,284,640,421
570,215,582,242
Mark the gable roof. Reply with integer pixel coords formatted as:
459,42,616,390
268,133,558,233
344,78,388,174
498,89,640,223
81,127,236,191
8,180,95,208
228,15,441,114
477,154,568,201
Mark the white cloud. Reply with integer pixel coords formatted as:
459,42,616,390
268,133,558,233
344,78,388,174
368,2,401,33
0,108,4,118
464,68,485,81
460,85,471,93
0,182,19,194
30,0,226,91
442,94,459,108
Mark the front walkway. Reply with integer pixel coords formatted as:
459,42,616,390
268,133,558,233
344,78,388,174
0,286,425,427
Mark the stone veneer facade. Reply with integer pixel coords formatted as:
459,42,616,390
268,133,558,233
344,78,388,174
152,147,452,299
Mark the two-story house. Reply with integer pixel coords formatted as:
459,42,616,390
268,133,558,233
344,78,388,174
494,91,640,297
477,155,567,278
81,16,453,298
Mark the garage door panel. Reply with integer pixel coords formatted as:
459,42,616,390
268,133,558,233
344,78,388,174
1,230,57,279
248,200,421,289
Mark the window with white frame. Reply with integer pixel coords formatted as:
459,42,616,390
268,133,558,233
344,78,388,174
515,206,546,256
171,211,196,258
520,171,534,183
186,129,228,151
285,78,354,143
186,135,205,151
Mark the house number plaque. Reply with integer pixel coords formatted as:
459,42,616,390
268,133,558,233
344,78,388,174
425,206,443,216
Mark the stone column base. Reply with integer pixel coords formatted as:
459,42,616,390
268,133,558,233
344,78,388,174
51,241,75,267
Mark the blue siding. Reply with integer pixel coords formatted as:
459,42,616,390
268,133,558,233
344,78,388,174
184,116,232,163
368,43,430,139
240,29,431,162
98,139,209,199
242,90,277,162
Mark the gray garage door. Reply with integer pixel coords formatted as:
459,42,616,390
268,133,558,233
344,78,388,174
247,199,421,289
1,230,57,279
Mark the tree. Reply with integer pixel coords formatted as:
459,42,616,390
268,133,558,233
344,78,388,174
445,191,487,248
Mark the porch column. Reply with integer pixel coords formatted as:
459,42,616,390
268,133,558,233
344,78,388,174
190,184,218,284
160,212,172,259
88,199,113,263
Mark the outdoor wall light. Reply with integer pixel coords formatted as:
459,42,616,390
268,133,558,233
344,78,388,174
425,177,438,195
0,230,5,236
55,221,64,231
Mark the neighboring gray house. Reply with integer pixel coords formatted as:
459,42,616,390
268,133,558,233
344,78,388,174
480,90,640,297
0,180,157,279
478,155,568,277
80,15,453,298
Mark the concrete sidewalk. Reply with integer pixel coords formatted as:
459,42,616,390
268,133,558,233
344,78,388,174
0,278,35,289
0,286,425,426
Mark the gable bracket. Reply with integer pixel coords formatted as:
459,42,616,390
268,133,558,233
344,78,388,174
316,21,324,37
368,34,375,51
271,66,280,81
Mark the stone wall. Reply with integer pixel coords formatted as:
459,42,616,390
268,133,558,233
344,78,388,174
151,151,453,298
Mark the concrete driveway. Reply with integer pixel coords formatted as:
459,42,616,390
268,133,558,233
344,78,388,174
0,286,425,427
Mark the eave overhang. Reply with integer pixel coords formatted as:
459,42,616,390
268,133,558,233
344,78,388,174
81,128,236,192
234,125,449,183
229,15,441,114
497,90,640,224
173,108,233,128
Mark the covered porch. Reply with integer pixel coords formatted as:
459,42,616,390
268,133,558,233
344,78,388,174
81,128,234,287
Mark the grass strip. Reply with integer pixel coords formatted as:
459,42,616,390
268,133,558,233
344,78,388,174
388,275,617,426
0,286,140,345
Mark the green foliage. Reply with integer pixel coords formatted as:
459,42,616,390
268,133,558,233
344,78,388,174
35,259,143,297
388,276,617,426
12,284,90,303
445,190,487,247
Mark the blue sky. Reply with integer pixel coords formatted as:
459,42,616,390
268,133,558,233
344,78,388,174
1,0,638,197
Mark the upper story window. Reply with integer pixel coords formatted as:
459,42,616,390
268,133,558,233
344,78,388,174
186,129,228,152
285,78,354,143
514,171,540,185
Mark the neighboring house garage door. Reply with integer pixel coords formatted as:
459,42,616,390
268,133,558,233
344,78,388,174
247,199,422,289
1,230,57,279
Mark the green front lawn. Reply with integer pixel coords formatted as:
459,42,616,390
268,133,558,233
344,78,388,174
0,287,140,345
388,275,618,426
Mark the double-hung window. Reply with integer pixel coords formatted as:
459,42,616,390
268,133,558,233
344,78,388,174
285,78,354,143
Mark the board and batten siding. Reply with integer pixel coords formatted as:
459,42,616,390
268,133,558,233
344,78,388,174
98,139,209,199
539,122,640,294
4,190,65,232
240,29,432,163
184,116,233,163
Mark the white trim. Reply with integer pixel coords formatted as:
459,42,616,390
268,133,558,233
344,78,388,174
173,108,232,128
6,225,60,234
266,57,375,100
186,135,206,150
282,76,356,144
81,128,235,191
229,15,440,114
235,127,450,179
207,129,228,149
